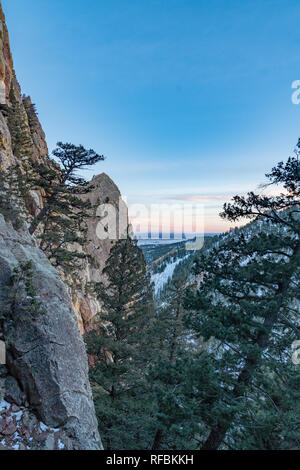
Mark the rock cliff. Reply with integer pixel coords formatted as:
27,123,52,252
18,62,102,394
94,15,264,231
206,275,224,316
0,0,126,450
72,173,127,333
0,215,101,450
0,2,126,334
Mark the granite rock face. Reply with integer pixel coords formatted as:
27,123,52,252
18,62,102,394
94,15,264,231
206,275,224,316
0,2,128,332
0,0,130,450
0,215,102,450
72,173,128,332
0,3,48,169
0,3,13,105
0,109,14,167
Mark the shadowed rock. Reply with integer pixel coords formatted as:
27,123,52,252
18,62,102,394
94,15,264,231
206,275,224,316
0,215,102,450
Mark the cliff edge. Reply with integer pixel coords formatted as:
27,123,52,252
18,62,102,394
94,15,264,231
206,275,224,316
0,2,103,450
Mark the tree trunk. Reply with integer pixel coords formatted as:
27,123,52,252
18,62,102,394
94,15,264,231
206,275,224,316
152,429,163,450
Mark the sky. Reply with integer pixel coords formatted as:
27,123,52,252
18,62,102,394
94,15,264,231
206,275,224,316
3,0,300,235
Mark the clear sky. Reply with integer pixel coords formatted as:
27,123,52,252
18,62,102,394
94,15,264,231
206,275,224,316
3,0,300,234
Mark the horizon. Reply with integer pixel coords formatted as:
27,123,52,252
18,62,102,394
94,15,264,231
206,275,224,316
3,0,300,233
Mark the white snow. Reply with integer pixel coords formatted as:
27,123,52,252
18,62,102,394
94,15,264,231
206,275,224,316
0,400,11,412
40,421,59,433
151,255,189,295
57,439,65,450
40,422,48,432
11,410,23,422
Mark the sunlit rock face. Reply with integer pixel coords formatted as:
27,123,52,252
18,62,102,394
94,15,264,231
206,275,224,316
0,4,48,168
0,110,13,167
72,173,128,333
0,4,13,104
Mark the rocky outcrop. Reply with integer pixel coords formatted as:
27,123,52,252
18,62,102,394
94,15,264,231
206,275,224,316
23,95,48,162
72,173,128,332
0,0,133,449
0,2,48,169
0,2,128,332
0,108,13,167
0,3,13,104
0,215,102,449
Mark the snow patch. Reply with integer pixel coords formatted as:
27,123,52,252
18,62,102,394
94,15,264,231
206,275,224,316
0,400,11,412
151,255,189,295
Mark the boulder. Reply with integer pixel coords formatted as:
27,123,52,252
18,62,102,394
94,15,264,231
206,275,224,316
0,215,102,450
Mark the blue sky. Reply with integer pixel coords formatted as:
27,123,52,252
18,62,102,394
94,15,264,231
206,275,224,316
3,0,300,233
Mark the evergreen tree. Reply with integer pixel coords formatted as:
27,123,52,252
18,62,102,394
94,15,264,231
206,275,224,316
148,273,201,450
6,88,33,164
3,91,105,273
185,148,300,450
24,142,104,272
85,237,155,449
0,167,25,230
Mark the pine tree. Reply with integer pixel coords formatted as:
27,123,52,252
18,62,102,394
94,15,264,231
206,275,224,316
147,272,201,450
2,95,105,273
185,147,300,450
6,87,33,164
0,167,25,230
85,237,155,449
23,142,104,272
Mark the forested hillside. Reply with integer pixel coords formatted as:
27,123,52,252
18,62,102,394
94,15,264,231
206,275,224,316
86,149,300,450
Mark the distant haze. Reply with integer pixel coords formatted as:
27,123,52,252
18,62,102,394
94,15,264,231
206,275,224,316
4,0,300,232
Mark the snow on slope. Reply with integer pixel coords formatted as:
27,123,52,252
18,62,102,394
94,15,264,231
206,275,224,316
151,255,189,295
